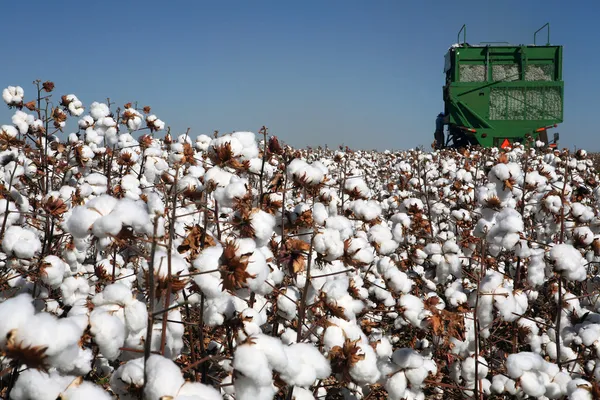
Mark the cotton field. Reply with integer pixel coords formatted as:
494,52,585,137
0,82,599,400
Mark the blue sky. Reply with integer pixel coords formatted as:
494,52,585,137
0,0,598,151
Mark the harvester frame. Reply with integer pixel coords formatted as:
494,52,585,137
442,23,564,149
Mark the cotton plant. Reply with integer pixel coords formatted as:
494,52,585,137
2,82,600,399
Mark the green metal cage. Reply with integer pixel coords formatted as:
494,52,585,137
443,23,564,148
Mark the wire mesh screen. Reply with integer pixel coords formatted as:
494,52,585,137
525,64,554,81
490,87,562,120
459,65,486,82
492,64,520,82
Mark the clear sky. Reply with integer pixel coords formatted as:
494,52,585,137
1,0,598,151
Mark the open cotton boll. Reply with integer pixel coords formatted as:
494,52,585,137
324,215,354,241
277,286,301,320
90,308,126,361
234,374,277,400
11,369,77,400
287,159,325,186
0,125,18,140
2,225,41,258
204,166,234,188
349,199,382,222
233,342,273,387
349,342,381,384
0,199,19,229
193,246,225,298
486,207,523,256
40,255,68,288
398,294,427,328
177,382,223,400
279,342,331,387
144,355,186,400
2,85,24,105
0,293,35,347
386,371,408,400
345,176,371,198
58,380,113,400
249,209,276,246
110,358,145,396
232,131,259,160
90,102,110,120
549,243,586,281
314,228,344,261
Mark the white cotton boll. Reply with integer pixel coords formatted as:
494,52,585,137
291,387,315,400
2,85,24,105
383,266,413,294
1,124,18,139
232,131,259,160
549,243,586,281
486,207,523,256
314,228,344,261
2,225,41,258
144,355,186,400
177,382,223,400
287,159,325,186
346,237,375,265
112,198,152,234
323,325,345,351
12,110,32,134
350,342,381,384
349,199,382,222
567,379,593,400
234,343,273,387
574,226,594,246
345,176,371,198
41,255,67,288
0,293,35,347
124,300,148,332
85,173,109,194
78,115,94,129
0,199,19,229
277,286,300,320
373,337,393,359
392,348,424,370
90,102,110,120
93,282,133,306
398,294,426,328
110,358,145,395
193,246,225,298
59,380,113,400
279,343,331,387
251,333,288,373
250,210,276,246
386,371,408,400
519,370,547,397
195,134,212,151
205,166,234,188
11,370,76,400
234,374,277,400
90,309,126,361
210,135,244,159
91,214,123,238
313,202,328,226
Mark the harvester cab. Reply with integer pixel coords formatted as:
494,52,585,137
441,23,563,149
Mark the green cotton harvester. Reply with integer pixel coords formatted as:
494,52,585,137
442,23,563,149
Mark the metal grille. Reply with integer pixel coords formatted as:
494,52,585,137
459,65,486,82
490,87,562,120
492,64,520,82
525,64,553,81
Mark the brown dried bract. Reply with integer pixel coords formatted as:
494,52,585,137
328,338,365,383
219,241,255,291
4,329,49,371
